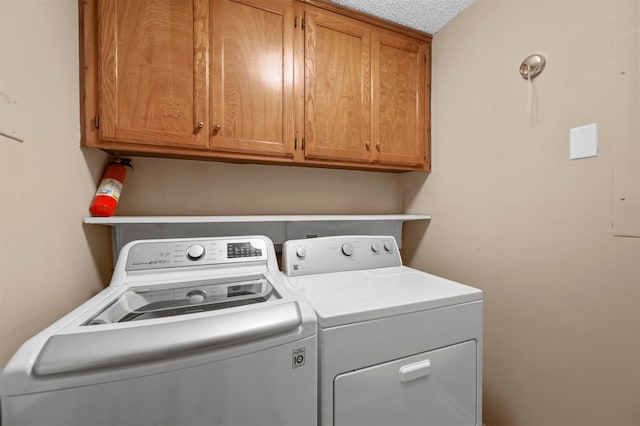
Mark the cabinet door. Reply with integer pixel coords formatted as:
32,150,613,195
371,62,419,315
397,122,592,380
98,0,209,149
372,30,427,167
210,0,295,158
334,340,477,426
304,6,371,163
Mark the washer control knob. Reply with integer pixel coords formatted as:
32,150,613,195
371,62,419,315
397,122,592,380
383,242,393,253
341,242,354,257
371,243,380,253
296,246,307,258
186,244,206,261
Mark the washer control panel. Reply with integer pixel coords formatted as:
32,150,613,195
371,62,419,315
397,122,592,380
282,235,402,276
125,237,268,271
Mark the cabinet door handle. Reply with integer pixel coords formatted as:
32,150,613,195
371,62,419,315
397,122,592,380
376,142,381,151
365,141,371,150
194,121,205,133
213,123,221,133
398,359,431,382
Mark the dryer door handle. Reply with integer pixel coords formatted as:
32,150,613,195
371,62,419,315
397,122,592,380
399,359,432,382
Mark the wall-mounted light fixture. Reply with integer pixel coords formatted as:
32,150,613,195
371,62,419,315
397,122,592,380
519,54,546,80
520,54,546,125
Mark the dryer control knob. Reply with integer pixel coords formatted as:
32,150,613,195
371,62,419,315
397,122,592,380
341,242,354,256
371,243,380,253
383,242,393,253
186,244,206,261
296,246,307,258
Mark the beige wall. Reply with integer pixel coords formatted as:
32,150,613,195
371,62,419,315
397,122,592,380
3,0,640,425
115,158,402,217
0,0,111,366
0,0,402,366
403,0,640,425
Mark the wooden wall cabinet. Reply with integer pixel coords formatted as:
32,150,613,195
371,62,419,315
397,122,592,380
303,4,428,168
95,0,210,150
80,0,431,172
303,6,371,164
374,28,428,167
210,0,295,158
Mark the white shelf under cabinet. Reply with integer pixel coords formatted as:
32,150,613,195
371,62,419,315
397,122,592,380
84,214,430,257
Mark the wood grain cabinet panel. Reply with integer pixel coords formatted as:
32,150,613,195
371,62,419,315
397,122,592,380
373,30,427,167
304,6,371,163
301,4,429,169
97,0,209,149
210,0,295,157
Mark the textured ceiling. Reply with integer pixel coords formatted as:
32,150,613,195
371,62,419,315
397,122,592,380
329,0,476,34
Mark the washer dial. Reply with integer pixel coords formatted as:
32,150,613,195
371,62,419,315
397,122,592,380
186,244,206,261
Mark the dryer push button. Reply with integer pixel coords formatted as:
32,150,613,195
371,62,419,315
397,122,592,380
341,243,354,257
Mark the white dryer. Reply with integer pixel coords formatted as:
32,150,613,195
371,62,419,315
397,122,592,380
2,236,317,426
282,235,483,426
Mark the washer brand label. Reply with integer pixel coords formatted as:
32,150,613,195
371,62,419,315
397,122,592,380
292,347,305,368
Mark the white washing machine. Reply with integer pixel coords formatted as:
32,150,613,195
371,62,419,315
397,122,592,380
282,235,483,426
1,236,317,426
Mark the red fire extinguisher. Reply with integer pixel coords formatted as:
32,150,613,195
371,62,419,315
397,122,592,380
89,158,133,217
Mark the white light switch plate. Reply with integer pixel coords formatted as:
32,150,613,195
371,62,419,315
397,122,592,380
570,123,598,160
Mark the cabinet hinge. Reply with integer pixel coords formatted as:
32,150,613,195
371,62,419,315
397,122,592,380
294,16,297,28
294,136,297,150
95,115,100,129
301,17,306,30
301,138,305,150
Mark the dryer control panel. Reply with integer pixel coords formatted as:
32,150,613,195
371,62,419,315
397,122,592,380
282,236,402,276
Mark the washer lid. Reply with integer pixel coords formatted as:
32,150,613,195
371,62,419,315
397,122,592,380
289,266,482,328
85,274,278,325
32,300,302,377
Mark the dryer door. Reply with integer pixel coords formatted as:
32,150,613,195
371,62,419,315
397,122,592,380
333,340,477,426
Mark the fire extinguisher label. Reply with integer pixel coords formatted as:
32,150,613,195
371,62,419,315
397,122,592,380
95,178,123,201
